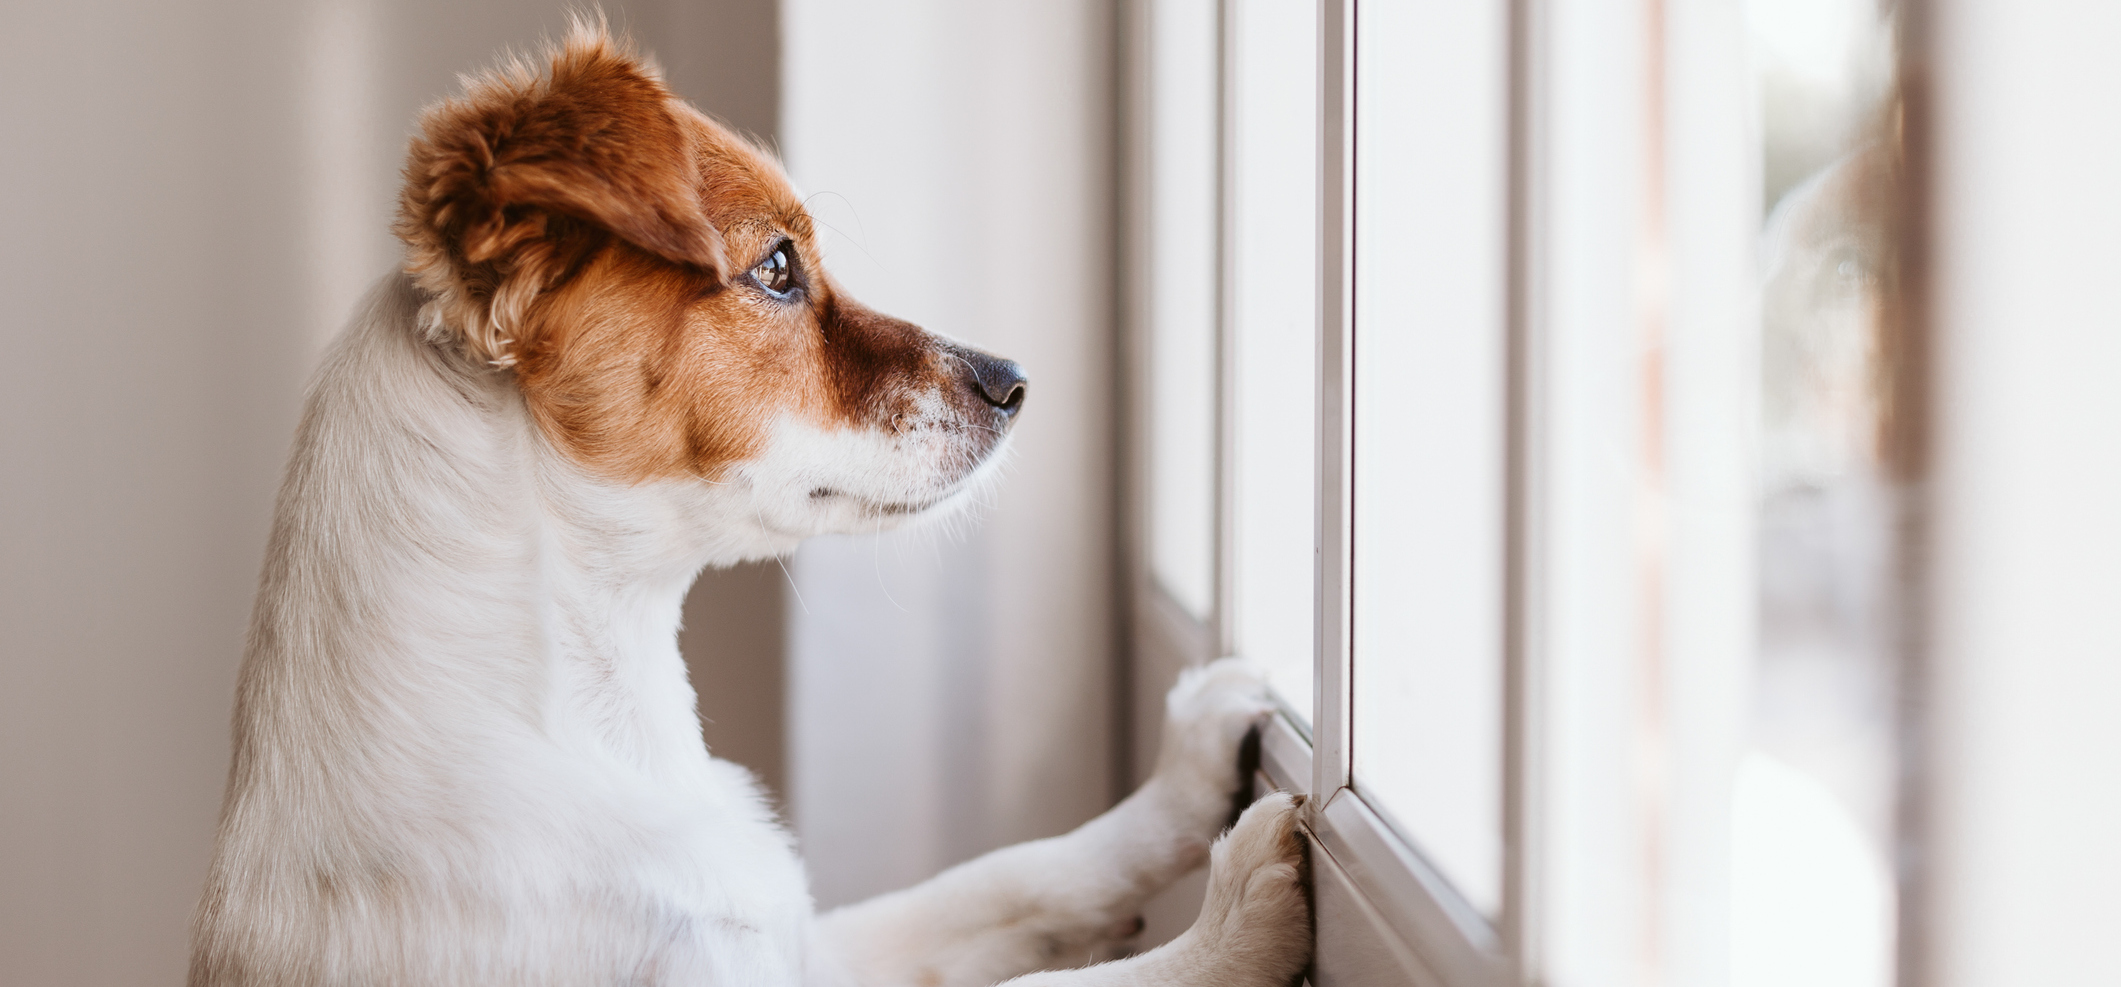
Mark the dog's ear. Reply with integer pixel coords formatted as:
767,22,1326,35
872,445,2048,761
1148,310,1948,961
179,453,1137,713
396,24,725,365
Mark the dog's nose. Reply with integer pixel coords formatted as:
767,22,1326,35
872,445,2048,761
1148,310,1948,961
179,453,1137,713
959,348,1028,418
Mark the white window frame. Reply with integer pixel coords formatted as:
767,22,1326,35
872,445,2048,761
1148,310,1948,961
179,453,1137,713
1275,2,1519,980
1125,1,1762,984
1124,0,1529,981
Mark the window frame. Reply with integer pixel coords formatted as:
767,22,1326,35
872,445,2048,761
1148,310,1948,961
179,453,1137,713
1124,0,1531,982
1279,1,1525,981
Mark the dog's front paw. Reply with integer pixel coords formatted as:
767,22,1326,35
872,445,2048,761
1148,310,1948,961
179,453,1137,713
1188,791,1312,984
1151,657,1274,828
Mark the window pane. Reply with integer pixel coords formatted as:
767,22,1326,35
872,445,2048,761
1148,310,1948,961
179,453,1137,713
1740,0,1903,982
1227,0,1318,721
1146,0,1221,620
1350,0,1510,917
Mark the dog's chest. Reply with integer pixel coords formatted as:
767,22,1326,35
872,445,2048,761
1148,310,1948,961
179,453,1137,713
623,759,815,952
538,758,817,985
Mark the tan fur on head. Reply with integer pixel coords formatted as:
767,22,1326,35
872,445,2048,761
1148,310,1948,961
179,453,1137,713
385,16,1021,509
395,19,726,367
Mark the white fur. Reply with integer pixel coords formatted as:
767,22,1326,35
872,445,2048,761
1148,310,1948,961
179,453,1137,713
190,273,1309,986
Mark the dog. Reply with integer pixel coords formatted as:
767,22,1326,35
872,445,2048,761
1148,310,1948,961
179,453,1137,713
188,24,1310,987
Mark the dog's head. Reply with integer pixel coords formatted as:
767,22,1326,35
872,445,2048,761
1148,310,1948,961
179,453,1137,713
394,26,1024,551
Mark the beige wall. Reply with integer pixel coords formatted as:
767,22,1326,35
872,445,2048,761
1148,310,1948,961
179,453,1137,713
0,3,780,982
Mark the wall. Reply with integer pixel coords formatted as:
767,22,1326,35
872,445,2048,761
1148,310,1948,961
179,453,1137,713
0,3,780,982
1926,1,2121,983
780,0,1124,909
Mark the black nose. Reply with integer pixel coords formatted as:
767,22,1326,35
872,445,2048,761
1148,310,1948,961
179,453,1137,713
957,347,1028,418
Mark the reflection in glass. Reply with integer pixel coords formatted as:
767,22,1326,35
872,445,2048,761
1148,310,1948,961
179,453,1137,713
1737,1,1904,983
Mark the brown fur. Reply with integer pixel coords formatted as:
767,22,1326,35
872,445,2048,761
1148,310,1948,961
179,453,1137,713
395,23,1001,483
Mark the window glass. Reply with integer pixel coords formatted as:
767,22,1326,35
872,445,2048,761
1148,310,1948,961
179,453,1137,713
1738,0,1903,983
1226,0,1319,721
1146,0,1222,621
1349,0,1511,918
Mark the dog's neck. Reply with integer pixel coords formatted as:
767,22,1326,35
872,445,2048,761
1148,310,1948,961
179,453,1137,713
241,274,735,783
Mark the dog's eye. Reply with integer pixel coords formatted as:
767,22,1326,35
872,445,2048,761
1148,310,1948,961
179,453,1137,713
751,244,795,297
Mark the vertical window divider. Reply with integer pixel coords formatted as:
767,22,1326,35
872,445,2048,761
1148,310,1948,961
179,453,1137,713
1313,0,1356,803
1213,0,1239,660
1502,0,1548,980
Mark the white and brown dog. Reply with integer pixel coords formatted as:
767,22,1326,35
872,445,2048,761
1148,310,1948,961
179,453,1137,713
189,25,1309,987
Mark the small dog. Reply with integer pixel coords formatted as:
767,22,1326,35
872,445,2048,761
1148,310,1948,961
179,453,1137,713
189,25,1309,987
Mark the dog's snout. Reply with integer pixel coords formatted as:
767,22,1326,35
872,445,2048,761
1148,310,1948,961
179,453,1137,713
958,348,1028,418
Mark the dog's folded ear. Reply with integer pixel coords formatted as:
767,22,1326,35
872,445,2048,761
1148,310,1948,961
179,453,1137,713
396,24,724,365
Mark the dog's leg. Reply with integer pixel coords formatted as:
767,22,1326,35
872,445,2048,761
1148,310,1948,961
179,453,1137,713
814,659,1296,987
998,793,1311,987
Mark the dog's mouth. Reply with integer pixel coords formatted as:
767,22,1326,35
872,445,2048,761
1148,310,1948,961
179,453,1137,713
801,432,1012,525
806,487,943,517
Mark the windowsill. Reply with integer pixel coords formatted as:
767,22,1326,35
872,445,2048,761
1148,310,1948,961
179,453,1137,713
1253,712,1508,986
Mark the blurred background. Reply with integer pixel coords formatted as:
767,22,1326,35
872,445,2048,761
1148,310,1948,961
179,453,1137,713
2,1,2116,986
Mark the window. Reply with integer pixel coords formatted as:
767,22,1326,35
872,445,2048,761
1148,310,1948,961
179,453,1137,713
1347,0,1511,921
1144,0,1221,624
1127,1,1913,984
1224,0,1320,724
1739,0,1905,983
1134,1,1518,978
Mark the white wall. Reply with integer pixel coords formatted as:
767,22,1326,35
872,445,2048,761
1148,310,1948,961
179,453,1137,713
1927,1,2121,983
780,0,1122,908
0,3,778,982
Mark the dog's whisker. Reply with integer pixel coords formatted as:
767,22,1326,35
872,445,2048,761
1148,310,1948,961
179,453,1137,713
772,551,811,617
801,191,888,273
745,484,813,617
872,517,910,614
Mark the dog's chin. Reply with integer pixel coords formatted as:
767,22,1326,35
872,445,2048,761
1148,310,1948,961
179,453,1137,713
734,434,1013,547
808,443,1010,535
806,488,956,521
